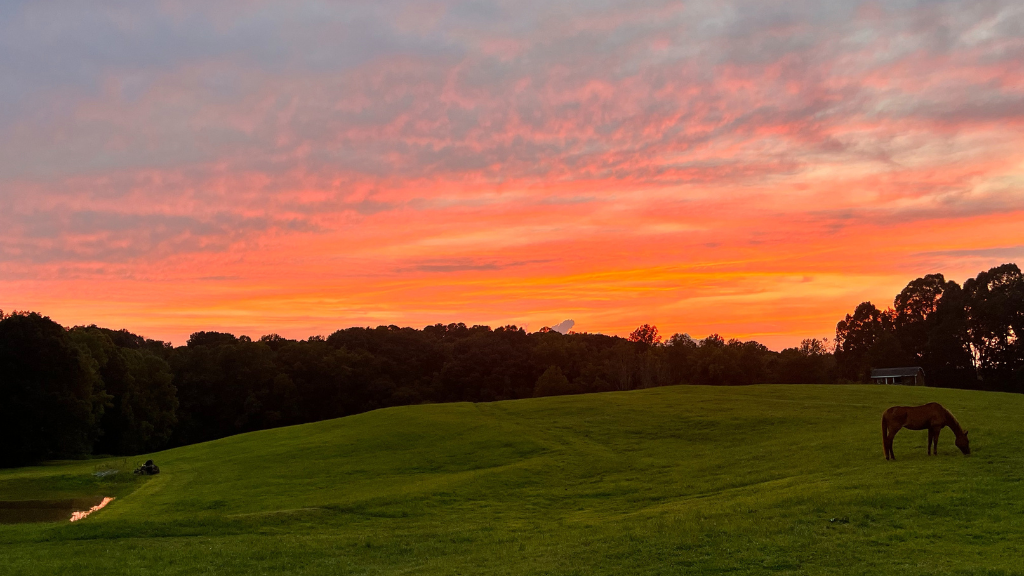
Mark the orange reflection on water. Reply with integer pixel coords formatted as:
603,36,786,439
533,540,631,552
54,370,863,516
69,497,114,522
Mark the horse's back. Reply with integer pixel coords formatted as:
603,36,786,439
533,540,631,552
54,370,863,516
882,405,908,427
885,402,947,429
885,402,944,414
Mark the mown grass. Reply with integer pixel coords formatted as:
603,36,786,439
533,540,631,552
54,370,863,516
2,384,1023,575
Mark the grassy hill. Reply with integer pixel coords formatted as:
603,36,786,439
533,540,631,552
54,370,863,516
3,384,1024,575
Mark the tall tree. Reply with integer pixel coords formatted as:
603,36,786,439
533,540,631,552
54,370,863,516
964,263,1024,391
922,281,976,388
0,313,107,466
893,274,948,361
835,302,885,381
69,326,178,455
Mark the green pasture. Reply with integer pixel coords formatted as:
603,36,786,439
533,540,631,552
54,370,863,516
2,384,1023,575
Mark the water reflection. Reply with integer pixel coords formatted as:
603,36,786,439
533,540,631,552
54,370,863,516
0,497,114,524
70,497,114,522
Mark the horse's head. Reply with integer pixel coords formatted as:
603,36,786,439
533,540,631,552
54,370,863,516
956,430,970,455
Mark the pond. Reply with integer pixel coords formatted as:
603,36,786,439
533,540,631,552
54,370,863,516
0,496,114,524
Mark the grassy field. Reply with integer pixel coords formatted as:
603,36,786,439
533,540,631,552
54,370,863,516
2,384,1023,575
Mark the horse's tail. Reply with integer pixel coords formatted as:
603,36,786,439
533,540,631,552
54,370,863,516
881,412,889,456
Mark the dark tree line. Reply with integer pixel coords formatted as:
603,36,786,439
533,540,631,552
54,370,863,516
835,263,1024,391
0,315,178,467
1,262,1019,466
0,314,834,466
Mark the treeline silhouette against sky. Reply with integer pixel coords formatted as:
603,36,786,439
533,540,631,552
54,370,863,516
2,263,1021,466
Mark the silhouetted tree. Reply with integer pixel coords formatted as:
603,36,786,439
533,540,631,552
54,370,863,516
922,281,976,388
893,274,948,361
772,339,836,384
628,324,661,346
964,263,1024,391
664,333,697,384
835,302,886,381
187,331,239,348
0,313,108,466
69,326,177,455
865,331,911,371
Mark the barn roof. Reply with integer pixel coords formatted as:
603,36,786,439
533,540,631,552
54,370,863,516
871,367,924,378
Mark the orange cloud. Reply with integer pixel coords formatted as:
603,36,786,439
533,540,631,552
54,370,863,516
1,0,1022,349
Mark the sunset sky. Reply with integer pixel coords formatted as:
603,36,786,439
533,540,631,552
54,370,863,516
1,0,1022,349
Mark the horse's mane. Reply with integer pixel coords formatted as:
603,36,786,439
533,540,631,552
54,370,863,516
942,406,966,436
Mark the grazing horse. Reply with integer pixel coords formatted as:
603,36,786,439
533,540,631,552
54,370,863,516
882,402,970,460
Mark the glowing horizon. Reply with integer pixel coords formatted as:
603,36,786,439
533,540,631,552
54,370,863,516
1,0,1022,350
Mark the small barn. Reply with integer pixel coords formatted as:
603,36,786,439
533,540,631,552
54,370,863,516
871,367,925,386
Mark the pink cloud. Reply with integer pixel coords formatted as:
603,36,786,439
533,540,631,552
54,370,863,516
1,0,1022,348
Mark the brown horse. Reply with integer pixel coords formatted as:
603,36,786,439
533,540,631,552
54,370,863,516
882,402,970,460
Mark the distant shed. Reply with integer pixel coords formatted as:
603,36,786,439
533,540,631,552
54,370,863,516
871,367,925,386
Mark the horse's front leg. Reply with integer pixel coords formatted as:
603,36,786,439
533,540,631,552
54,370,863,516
932,426,940,455
928,428,934,455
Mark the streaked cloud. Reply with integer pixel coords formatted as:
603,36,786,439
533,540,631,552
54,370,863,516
0,0,1022,348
